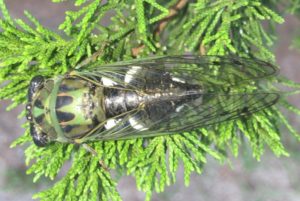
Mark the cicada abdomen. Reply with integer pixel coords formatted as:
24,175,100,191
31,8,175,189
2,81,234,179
102,66,203,132
26,55,280,146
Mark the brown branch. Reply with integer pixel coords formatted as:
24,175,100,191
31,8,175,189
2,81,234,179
154,0,188,37
131,0,188,57
131,44,145,57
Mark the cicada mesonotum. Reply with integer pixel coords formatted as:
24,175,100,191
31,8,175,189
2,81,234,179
25,55,279,147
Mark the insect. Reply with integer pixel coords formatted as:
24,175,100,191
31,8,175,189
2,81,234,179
25,55,280,147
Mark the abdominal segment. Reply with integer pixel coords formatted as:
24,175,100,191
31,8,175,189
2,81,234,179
102,67,202,133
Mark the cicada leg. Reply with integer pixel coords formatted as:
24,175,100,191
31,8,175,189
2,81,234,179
82,143,98,156
99,160,110,172
74,42,108,70
82,143,110,171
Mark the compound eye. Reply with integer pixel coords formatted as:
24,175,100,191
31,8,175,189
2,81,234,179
30,75,44,89
28,75,45,102
30,123,49,147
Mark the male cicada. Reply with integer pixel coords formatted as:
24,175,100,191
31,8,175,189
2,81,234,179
25,55,279,147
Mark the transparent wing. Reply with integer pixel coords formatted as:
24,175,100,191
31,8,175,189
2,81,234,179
86,92,279,141
73,55,279,141
77,55,278,91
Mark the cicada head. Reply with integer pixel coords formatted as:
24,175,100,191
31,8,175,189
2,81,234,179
27,75,44,102
29,122,49,147
26,75,56,147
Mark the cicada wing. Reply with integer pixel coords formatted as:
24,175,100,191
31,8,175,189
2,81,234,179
92,92,279,140
78,55,278,91
74,55,279,141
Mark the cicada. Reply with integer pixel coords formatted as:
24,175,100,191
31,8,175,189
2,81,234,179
25,55,279,147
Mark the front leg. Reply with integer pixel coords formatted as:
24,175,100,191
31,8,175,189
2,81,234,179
81,143,110,171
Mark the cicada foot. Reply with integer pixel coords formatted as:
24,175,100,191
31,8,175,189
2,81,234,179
81,143,110,171
65,71,79,77
99,160,110,172
74,42,108,70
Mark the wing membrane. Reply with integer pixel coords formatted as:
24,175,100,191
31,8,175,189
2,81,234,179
88,93,279,140
74,55,279,141
78,55,278,91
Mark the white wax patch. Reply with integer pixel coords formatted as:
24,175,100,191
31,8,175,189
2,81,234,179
104,118,118,129
102,77,117,86
176,105,185,112
129,117,148,131
125,66,141,84
171,76,186,83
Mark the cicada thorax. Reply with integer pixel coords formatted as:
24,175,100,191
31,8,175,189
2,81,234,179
54,77,106,140
27,74,107,146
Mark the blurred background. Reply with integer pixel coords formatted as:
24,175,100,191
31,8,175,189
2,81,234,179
1,1,300,201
